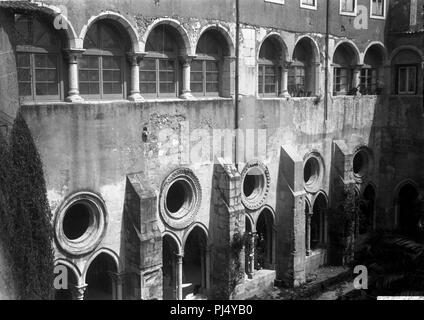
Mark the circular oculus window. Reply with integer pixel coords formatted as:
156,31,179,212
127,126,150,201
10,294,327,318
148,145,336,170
241,161,270,211
55,192,107,256
303,154,324,193
353,148,371,179
160,168,202,229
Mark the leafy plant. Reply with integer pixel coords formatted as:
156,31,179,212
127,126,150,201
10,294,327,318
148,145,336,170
4,112,55,300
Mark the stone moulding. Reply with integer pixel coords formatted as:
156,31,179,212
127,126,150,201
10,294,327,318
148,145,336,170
159,167,202,230
240,160,271,211
54,192,108,257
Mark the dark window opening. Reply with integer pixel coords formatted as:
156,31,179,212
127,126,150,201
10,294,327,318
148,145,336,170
63,203,91,240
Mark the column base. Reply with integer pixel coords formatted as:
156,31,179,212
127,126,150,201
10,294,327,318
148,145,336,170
128,93,145,102
279,92,291,98
180,91,195,100
65,94,84,103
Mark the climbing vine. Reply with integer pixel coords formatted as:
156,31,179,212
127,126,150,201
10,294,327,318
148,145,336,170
0,112,55,300
327,184,360,265
228,231,245,296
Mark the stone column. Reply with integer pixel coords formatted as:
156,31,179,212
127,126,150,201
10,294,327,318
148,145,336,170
127,52,145,102
71,284,88,300
205,248,211,291
109,272,124,300
279,61,291,98
313,62,321,96
352,64,363,95
200,249,206,290
222,56,236,98
176,253,184,300
247,232,255,278
305,212,313,256
179,55,196,99
394,197,400,229
64,49,85,102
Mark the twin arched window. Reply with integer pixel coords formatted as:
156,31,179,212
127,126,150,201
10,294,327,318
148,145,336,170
79,21,129,99
15,14,62,102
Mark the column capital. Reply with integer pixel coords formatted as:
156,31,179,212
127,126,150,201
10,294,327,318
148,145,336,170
179,55,197,65
354,64,364,70
63,48,86,62
108,272,125,285
281,60,293,70
127,52,146,65
224,55,237,61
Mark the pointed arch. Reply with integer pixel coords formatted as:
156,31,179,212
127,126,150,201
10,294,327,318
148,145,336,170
81,248,121,284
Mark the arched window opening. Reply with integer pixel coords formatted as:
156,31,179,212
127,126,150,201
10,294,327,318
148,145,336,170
14,14,63,102
359,185,376,235
361,46,384,95
80,21,129,99
162,235,179,300
140,25,180,98
311,194,327,250
333,43,357,96
191,30,228,97
392,50,421,95
85,253,118,300
289,38,316,97
398,184,419,237
255,209,275,270
183,227,208,300
258,38,281,97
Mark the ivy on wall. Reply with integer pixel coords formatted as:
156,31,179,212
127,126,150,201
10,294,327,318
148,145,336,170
327,184,360,265
0,112,54,300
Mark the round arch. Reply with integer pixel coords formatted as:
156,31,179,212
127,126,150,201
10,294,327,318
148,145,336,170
389,45,424,63
33,4,79,48
81,248,121,284
141,18,192,56
293,35,321,64
79,11,141,52
162,230,183,255
197,24,235,57
257,32,289,62
332,40,361,65
182,223,209,249
362,41,389,65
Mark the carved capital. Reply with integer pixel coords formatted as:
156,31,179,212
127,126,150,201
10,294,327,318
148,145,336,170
63,49,86,63
127,52,146,66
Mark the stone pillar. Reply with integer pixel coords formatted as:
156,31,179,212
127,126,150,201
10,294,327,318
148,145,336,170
200,249,206,290
109,272,124,300
72,284,87,300
279,61,291,98
127,52,145,102
305,212,312,256
205,248,211,291
394,197,400,229
64,49,85,102
180,55,196,99
176,253,184,300
248,232,255,278
222,56,236,98
353,64,363,95
313,62,321,96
